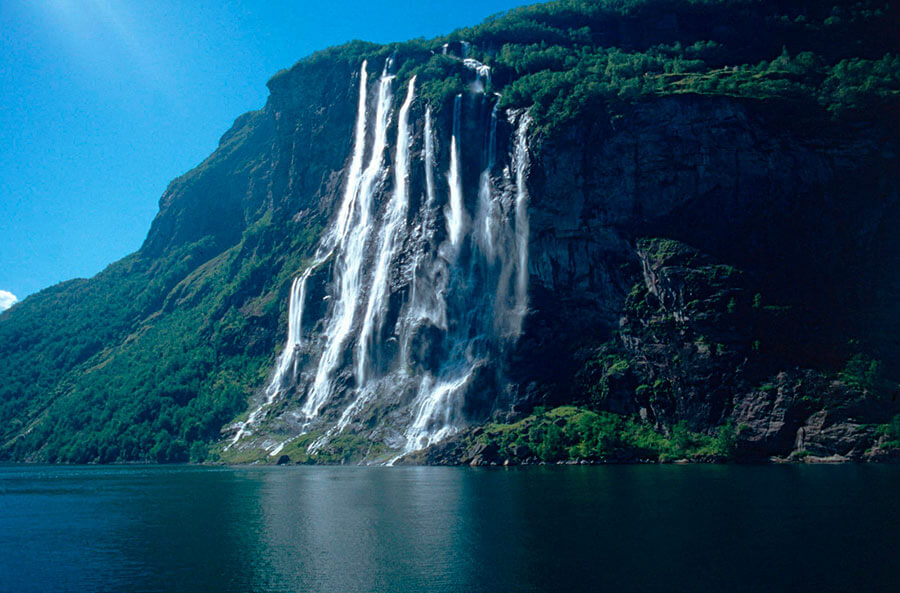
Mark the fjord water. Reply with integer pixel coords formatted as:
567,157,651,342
2,465,900,593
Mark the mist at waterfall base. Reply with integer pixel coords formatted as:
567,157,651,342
3,464,900,593
229,56,533,460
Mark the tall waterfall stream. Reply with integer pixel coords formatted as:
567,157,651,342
230,56,532,461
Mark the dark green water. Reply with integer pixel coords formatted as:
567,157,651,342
1,464,898,592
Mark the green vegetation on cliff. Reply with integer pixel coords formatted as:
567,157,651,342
469,405,738,463
566,236,900,462
2,214,321,463
467,0,899,132
287,0,898,135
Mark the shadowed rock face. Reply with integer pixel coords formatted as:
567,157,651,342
142,60,362,258
521,101,892,341
204,53,899,462
527,96,898,358
507,94,900,460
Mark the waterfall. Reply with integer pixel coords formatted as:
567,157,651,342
462,58,490,81
227,276,302,446
353,75,415,400
400,99,510,455
330,62,373,249
445,94,466,252
511,111,532,335
423,107,437,210
463,58,491,94
490,109,532,338
474,101,500,261
397,106,446,369
303,62,395,418
228,61,371,447
402,373,471,456
233,55,534,462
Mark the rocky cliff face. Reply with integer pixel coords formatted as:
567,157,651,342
511,94,900,461
143,58,364,259
2,1,898,464
211,57,899,463
218,54,543,462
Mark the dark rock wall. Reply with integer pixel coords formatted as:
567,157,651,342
513,94,900,457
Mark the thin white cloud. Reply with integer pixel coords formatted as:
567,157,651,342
0,290,18,312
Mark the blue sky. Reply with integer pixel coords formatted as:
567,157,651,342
0,0,534,306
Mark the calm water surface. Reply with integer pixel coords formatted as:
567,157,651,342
1,464,898,592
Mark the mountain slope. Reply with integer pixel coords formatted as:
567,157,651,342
1,0,898,463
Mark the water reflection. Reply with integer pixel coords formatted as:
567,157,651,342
1,464,899,592
255,467,471,592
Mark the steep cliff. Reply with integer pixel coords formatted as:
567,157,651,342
409,89,900,465
1,0,898,463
